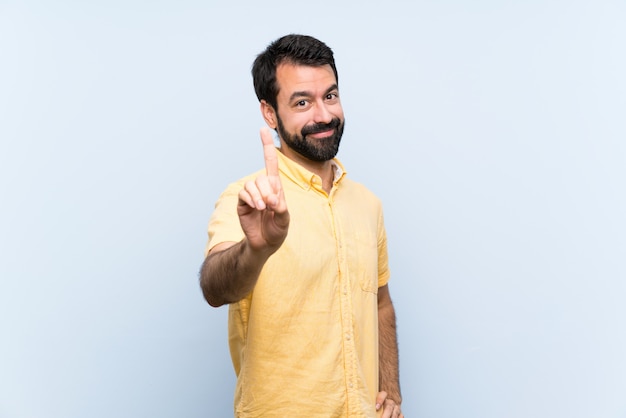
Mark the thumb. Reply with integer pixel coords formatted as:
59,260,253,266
375,391,387,410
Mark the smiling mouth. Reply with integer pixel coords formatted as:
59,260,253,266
301,118,341,138
307,129,335,139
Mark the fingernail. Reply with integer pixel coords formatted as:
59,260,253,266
376,403,381,410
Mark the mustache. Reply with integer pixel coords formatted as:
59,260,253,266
301,118,341,137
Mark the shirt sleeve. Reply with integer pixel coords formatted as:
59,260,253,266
377,206,391,288
204,181,246,256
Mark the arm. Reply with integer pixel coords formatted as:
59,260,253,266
200,240,271,307
376,284,403,418
199,128,289,307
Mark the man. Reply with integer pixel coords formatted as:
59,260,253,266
200,34,403,418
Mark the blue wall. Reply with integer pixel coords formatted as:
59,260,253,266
1,1,625,417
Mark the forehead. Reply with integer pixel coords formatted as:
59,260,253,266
275,63,337,98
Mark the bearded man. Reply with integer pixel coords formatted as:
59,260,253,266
200,34,403,418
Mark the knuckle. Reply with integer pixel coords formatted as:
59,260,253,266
244,180,256,191
255,176,268,189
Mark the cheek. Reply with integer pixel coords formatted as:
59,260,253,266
331,105,344,121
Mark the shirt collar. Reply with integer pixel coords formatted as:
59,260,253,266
276,149,347,191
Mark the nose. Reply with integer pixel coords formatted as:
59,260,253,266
313,100,333,124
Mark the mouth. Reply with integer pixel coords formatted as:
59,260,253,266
307,128,335,139
302,119,341,139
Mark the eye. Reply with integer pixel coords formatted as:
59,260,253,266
326,92,339,101
296,100,307,107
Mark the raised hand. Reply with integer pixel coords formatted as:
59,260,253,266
237,127,290,254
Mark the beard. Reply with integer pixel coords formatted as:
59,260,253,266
276,115,345,162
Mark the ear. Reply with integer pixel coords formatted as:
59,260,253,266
260,100,277,129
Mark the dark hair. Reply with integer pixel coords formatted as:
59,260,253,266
252,34,338,110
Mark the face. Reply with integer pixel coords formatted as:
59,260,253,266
266,63,345,163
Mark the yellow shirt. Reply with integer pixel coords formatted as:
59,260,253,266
207,150,390,417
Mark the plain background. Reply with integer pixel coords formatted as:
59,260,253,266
1,1,625,417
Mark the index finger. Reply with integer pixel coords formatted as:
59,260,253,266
260,127,279,177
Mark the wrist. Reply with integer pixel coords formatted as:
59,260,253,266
242,237,271,259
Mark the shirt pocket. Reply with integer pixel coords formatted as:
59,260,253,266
353,229,379,294
359,271,379,293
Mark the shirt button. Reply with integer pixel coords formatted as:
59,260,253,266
349,383,354,388
346,334,351,341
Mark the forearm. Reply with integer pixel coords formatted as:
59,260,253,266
199,239,270,307
378,293,402,404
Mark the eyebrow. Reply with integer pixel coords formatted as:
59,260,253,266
288,84,339,103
